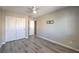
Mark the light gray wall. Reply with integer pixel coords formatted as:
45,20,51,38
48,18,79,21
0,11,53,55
37,7,79,49
0,9,5,45
0,9,2,44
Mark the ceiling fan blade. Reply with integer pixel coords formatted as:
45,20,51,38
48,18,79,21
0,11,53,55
25,10,32,13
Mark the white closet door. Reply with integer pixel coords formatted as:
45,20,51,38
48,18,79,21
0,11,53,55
5,16,16,42
16,18,25,39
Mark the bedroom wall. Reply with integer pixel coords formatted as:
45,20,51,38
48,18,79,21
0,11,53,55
37,7,79,50
0,9,2,45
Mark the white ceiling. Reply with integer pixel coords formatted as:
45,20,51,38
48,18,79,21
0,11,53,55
0,6,66,17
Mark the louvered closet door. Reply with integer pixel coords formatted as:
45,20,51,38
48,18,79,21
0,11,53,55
5,16,16,42
16,18,26,39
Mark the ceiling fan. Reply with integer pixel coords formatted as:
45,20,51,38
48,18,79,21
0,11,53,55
25,6,39,14
32,6,39,14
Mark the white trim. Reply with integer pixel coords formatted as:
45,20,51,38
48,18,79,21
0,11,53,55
0,42,6,48
25,36,28,39
0,44,2,48
37,35,79,52
0,36,28,48
2,42,6,45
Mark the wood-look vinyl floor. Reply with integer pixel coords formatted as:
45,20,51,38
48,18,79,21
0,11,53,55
0,36,78,53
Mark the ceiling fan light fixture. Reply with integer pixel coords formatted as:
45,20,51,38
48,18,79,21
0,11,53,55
32,6,38,14
33,10,37,14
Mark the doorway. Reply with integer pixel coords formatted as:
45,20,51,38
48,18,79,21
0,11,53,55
28,20,34,36
28,19,37,38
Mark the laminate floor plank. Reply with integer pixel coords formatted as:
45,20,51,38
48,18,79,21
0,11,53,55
0,36,78,53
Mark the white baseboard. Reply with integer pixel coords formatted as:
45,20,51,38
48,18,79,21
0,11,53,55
0,36,28,48
25,37,28,39
0,44,2,48
0,42,6,48
2,42,6,45
37,35,79,52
